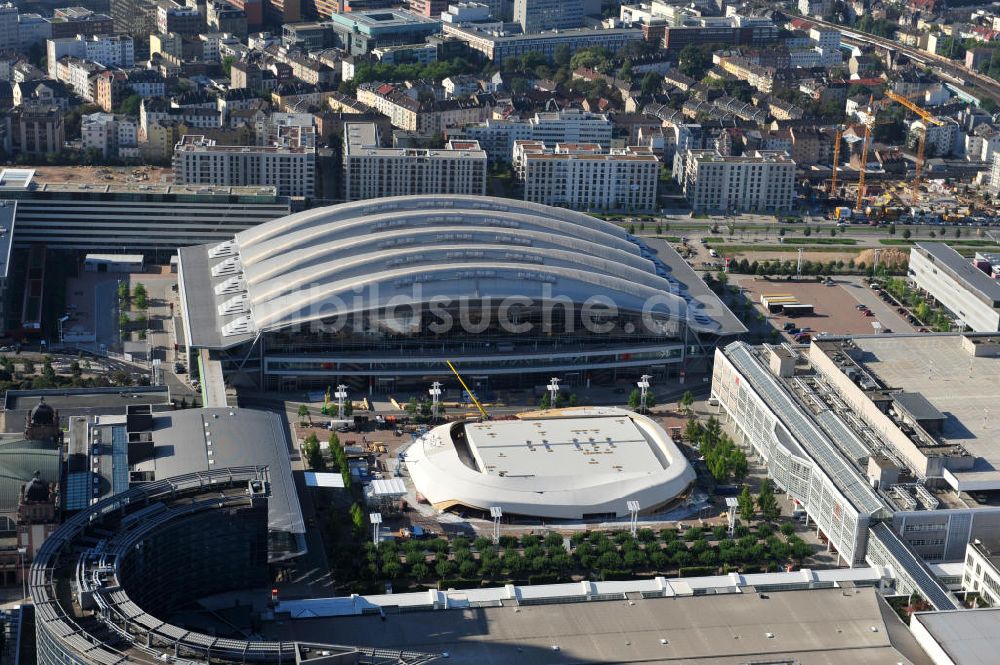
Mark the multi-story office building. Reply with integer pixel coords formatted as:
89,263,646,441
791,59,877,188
681,149,795,213
81,112,139,159
49,7,114,39
513,0,583,33
343,122,486,201
46,34,134,78
17,12,52,50
406,0,451,18
514,140,659,212
963,538,1000,606
714,335,1000,599
109,0,157,57
0,168,291,252
372,42,438,65
207,2,248,36
908,243,1000,332
329,9,441,56
441,23,643,61
156,0,202,35
172,127,316,198
0,4,17,52
453,109,612,162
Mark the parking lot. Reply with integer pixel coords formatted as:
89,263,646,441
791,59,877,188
734,276,918,338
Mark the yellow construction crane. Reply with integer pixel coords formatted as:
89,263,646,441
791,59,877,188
445,360,489,420
829,127,843,196
884,90,944,200
856,96,876,211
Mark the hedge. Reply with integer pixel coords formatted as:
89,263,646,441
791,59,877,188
678,565,719,578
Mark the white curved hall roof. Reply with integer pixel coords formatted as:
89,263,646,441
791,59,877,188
178,196,737,349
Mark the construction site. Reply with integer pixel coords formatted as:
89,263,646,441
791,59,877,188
827,91,988,224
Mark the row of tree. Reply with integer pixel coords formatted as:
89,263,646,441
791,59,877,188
302,432,352,490
737,479,781,524
685,416,747,484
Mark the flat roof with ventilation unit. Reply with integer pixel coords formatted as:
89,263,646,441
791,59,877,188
407,407,695,519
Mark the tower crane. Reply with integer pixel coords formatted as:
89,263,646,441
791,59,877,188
829,127,843,197
884,90,944,201
855,96,876,211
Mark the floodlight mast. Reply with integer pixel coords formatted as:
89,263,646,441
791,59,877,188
637,375,652,414
627,500,640,538
334,384,348,419
490,506,503,544
547,377,560,408
429,381,442,422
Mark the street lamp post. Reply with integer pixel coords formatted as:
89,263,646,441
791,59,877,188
17,547,26,599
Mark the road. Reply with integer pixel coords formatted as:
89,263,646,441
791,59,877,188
839,278,919,333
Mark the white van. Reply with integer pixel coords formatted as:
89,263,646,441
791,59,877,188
709,249,719,258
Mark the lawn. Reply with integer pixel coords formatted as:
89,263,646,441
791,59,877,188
705,244,863,254
879,238,1000,248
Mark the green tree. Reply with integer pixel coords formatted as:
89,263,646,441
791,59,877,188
902,228,911,239
132,283,148,310
680,390,694,413
553,43,571,67
684,417,702,443
221,55,235,76
22,359,35,375
297,403,310,423
302,433,325,470
738,485,755,523
539,391,551,409
678,44,709,78
115,93,143,116
756,478,780,521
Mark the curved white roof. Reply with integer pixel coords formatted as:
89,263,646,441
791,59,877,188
179,196,732,348
406,407,696,519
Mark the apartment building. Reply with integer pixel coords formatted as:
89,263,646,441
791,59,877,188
513,140,659,212
343,122,486,201
82,112,139,159
681,149,795,213
11,104,65,157
454,109,613,162
54,57,103,101
356,82,484,135
46,34,134,78
172,127,316,198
